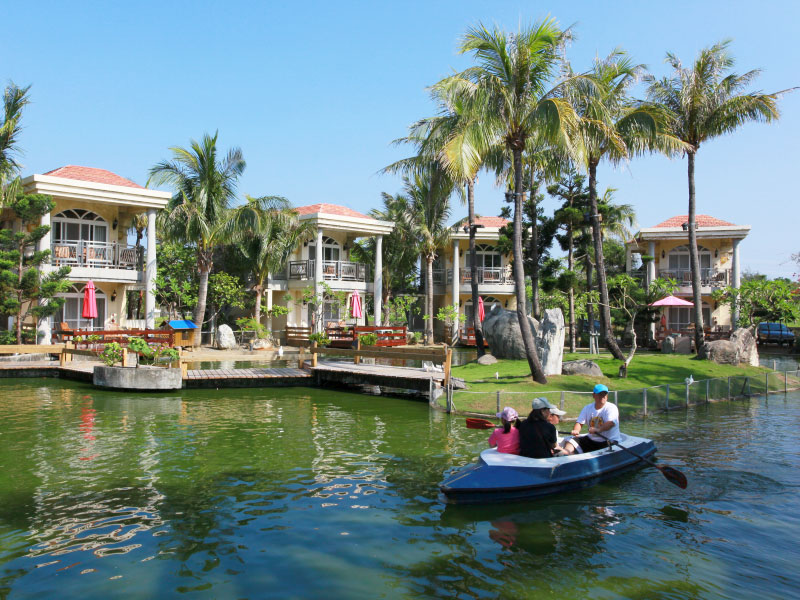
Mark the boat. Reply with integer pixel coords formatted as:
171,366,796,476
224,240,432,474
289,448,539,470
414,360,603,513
440,434,657,504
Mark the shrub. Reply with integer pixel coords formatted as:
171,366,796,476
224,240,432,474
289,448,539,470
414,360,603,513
359,332,378,347
308,332,331,346
100,342,124,367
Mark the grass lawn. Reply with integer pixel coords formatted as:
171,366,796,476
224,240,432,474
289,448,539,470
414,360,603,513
448,351,794,417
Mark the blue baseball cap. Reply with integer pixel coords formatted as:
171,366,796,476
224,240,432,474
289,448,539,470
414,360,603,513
593,384,609,394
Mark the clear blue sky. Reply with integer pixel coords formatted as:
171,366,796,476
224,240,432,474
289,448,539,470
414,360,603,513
4,1,798,278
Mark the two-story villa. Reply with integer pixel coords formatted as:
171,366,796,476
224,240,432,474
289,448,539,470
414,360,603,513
625,214,750,332
2,166,170,341
431,216,517,342
262,203,394,332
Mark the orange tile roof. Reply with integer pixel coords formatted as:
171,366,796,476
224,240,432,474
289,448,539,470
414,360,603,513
473,216,508,228
295,203,375,220
43,165,144,189
653,215,736,228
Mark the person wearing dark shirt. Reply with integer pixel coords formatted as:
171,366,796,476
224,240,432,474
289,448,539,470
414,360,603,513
518,397,558,459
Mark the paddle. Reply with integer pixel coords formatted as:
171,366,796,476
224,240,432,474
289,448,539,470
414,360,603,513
589,430,688,489
466,417,497,430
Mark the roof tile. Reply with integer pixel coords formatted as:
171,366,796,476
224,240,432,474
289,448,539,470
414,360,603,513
43,165,144,189
653,215,736,228
295,203,375,220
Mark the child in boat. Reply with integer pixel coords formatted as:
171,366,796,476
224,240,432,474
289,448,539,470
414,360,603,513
488,407,520,454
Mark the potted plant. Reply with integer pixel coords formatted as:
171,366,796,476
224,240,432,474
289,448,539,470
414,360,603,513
93,337,182,391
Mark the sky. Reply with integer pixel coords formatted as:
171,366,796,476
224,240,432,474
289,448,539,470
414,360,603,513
3,0,799,278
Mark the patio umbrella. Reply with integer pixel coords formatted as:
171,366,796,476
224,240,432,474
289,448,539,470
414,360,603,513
82,280,98,328
478,296,485,322
350,291,363,319
649,295,694,307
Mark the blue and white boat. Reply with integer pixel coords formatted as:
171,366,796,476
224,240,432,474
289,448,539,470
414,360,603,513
440,434,657,504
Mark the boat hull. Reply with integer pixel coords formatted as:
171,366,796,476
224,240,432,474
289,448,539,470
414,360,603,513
440,434,657,504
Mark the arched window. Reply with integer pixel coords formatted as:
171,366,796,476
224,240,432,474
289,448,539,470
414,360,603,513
308,235,341,262
466,244,502,269
54,284,107,331
53,209,108,243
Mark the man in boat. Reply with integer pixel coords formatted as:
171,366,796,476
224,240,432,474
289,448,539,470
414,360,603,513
560,384,621,455
518,398,559,459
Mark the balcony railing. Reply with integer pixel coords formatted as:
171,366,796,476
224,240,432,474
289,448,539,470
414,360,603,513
288,260,368,282
51,241,143,270
446,267,514,285
658,268,730,287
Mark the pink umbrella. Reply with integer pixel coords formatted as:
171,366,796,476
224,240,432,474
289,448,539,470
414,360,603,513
649,295,694,307
350,291,363,319
82,280,98,324
478,296,485,322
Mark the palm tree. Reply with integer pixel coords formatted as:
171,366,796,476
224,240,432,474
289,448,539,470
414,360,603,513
445,20,581,383
646,41,784,356
407,169,454,345
235,196,313,322
128,213,148,248
148,132,246,346
0,83,31,207
568,49,683,361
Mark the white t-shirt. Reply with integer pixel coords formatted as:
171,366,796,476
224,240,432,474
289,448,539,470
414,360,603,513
576,401,621,443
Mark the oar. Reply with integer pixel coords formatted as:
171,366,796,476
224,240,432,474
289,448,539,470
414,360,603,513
591,431,687,489
466,417,496,430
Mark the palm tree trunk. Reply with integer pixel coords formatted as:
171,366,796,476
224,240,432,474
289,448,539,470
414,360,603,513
512,149,546,383
425,256,434,345
568,224,576,353
193,251,212,347
253,285,263,321
467,177,485,356
529,192,540,320
588,160,625,360
687,151,705,357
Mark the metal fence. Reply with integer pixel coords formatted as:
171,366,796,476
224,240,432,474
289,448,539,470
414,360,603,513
444,369,800,418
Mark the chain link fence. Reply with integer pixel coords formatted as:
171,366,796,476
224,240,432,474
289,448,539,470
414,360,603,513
441,369,800,418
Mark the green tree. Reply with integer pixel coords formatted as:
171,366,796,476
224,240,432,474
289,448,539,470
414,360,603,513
447,20,581,383
148,132,247,346
568,49,683,361
712,279,800,328
0,83,31,208
152,242,198,320
206,272,246,327
646,40,784,357
0,193,71,343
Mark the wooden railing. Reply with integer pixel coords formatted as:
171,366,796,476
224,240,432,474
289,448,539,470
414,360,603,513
59,329,174,347
286,326,312,346
355,326,407,347
459,327,488,347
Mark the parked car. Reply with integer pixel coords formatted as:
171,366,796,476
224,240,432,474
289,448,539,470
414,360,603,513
756,322,796,346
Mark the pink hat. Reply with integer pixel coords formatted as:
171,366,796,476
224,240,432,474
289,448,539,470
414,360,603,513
496,407,519,422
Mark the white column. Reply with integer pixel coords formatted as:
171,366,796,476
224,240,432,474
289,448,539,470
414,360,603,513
145,209,157,329
647,241,656,288
374,235,383,326
452,240,460,340
732,238,741,326
38,210,52,255
314,228,324,332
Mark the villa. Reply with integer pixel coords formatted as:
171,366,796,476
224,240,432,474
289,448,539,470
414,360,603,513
431,216,517,343
1,166,170,341
625,214,751,334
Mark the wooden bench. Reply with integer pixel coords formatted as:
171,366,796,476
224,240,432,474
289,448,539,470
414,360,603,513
286,326,311,347
354,325,407,347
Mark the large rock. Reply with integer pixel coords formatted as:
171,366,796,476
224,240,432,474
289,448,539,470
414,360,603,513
674,336,693,354
561,359,604,377
477,354,498,365
703,340,738,365
730,328,759,367
216,324,238,350
482,306,564,376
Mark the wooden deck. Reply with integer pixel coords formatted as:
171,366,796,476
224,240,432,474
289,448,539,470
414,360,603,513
309,359,463,393
184,367,312,388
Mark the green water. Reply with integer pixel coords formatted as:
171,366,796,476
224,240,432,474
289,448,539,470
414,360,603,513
0,379,798,599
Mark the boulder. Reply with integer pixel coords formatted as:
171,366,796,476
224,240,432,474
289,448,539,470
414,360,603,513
674,336,693,354
477,354,498,366
216,324,238,350
251,337,273,350
662,336,675,354
482,305,564,376
703,340,738,365
730,328,759,367
561,359,603,377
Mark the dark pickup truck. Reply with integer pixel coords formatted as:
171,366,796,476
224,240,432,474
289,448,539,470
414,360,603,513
756,322,796,346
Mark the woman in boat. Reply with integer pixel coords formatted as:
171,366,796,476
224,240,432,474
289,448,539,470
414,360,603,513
488,407,520,454
518,398,559,458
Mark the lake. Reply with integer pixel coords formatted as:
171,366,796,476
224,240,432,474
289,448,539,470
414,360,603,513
0,379,798,599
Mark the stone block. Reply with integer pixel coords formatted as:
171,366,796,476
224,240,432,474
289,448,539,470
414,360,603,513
561,359,604,377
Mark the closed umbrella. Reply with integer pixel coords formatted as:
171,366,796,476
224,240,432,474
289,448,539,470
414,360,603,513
350,291,363,319
82,280,98,328
649,295,694,307
478,296,485,322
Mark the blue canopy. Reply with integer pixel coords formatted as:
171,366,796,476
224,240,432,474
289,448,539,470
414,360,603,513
168,319,198,330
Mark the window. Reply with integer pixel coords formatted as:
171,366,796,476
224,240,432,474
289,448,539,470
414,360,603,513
668,245,711,273
668,305,711,331
323,299,341,324
126,289,145,320
54,284,107,330
463,296,502,327
308,236,340,262
52,209,108,243
465,244,502,269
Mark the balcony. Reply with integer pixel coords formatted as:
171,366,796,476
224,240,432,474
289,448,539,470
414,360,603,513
288,260,368,282
51,241,143,270
657,268,730,288
446,267,514,286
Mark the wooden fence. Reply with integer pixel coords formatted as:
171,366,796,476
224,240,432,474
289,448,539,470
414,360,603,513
57,329,175,347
